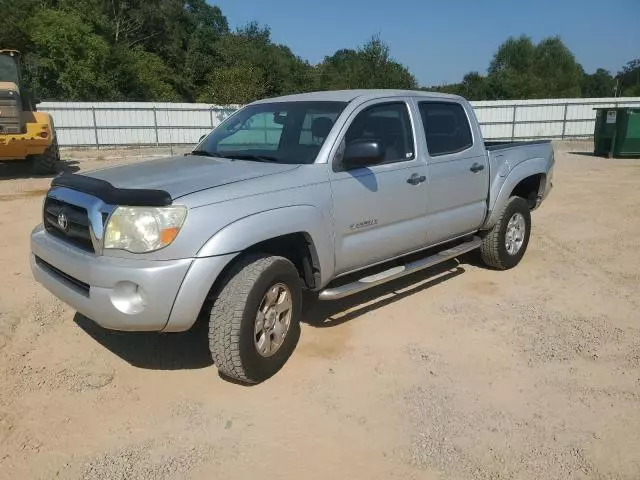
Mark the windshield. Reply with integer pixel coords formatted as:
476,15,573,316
0,55,19,85
195,101,348,164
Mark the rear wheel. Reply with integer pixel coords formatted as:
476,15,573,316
31,138,59,175
480,196,531,270
208,254,302,384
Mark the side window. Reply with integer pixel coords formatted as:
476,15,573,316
418,102,473,156
218,111,284,151
344,102,414,163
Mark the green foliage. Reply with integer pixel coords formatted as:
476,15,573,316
533,37,583,97
488,36,537,76
0,0,233,101
582,69,615,97
26,9,118,100
193,22,312,104
427,35,630,101
0,0,636,102
197,65,267,104
476,35,582,99
116,47,181,101
624,84,640,96
618,59,640,96
316,36,417,90
458,73,491,101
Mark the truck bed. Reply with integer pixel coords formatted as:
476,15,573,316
484,139,552,151
483,138,554,227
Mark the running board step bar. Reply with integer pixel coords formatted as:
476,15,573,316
318,236,482,301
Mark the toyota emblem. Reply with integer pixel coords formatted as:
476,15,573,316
57,211,69,231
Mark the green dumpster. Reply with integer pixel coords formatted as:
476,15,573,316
593,107,640,158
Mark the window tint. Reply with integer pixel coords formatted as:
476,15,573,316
419,102,473,156
299,110,340,146
201,101,347,164
344,102,414,163
218,111,284,151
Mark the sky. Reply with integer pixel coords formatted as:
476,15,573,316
209,0,640,86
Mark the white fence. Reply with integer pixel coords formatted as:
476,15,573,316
39,97,640,148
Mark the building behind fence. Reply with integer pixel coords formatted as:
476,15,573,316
39,97,640,148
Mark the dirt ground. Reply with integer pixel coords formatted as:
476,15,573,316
0,141,639,479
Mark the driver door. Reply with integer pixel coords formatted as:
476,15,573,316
328,99,428,275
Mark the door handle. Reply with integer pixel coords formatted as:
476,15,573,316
407,173,426,185
470,163,485,173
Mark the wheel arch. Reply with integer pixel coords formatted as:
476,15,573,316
197,205,334,287
484,158,548,230
165,206,334,333
510,173,546,209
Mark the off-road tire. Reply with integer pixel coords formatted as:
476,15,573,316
480,196,531,270
31,138,60,175
208,254,302,384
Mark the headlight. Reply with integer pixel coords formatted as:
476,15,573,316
104,206,187,253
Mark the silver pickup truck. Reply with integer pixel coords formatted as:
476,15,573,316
30,89,554,383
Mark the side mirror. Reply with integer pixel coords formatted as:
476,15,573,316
199,134,206,142
342,139,385,169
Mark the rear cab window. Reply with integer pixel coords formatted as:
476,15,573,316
418,101,473,157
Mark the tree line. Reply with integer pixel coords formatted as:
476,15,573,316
427,36,640,100
1,0,638,103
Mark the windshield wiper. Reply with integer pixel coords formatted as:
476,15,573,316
190,150,227,158
228,154,280,163
189,151,279,163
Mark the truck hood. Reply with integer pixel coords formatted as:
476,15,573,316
85,155,299,199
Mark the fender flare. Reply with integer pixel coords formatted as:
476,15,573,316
484,158,548,229
196,205,335,287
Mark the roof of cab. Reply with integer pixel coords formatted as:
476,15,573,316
251,89,465,105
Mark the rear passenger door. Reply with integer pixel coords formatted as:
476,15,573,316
329,100,428,275
417,101,489,245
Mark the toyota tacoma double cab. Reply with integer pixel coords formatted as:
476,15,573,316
30,89,554,383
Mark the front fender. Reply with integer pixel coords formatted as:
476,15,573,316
484,157,548,229
197,205,335,287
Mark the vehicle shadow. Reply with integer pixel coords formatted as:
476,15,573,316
74,313,214,370
0,158,80,180
457,249,503,271
73,258,468,372
567,151,596,157
302,259,465,328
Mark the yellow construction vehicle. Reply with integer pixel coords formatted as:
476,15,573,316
0,49,59,174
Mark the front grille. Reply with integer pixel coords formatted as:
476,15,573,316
0,96,22,134
43,197,95,252
35,256,90,296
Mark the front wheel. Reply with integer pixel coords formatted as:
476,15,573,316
480,196,531,270
208,254,302,384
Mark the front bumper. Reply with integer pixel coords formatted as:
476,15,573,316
30,225,235,332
